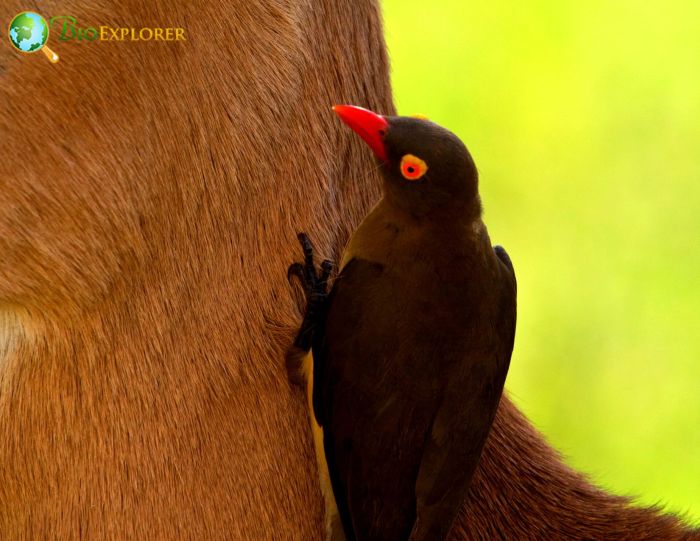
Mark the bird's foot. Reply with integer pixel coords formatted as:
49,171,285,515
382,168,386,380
288,233,334,308
286,233,333,384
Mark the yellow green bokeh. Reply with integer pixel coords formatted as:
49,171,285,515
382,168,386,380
383,0,700,521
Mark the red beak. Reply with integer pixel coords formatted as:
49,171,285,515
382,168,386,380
332,105,389,162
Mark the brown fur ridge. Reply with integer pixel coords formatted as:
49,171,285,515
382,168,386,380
0,0,697,539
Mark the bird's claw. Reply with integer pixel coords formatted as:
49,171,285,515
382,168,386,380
288,233,334,304
287,233,334,354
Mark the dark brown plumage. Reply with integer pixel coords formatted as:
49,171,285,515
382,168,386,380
295,107,517,541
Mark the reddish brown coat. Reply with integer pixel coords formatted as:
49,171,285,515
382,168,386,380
0,0,696,539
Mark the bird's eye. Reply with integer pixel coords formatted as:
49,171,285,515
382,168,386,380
400,154,428,181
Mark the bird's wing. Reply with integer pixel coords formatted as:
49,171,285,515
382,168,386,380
494,244,515,279
311,257,381,541
312,257,419,540
409,247,517,541
311,256,392,427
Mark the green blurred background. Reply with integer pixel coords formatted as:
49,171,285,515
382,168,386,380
382,0,699,521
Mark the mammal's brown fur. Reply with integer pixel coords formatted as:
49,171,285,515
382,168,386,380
0,0,697,539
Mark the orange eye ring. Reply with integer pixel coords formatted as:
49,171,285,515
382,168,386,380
400,154,428,181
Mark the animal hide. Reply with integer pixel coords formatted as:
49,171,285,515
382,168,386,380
0,0,696,539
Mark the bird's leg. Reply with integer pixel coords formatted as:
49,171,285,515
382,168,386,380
288,232,333,350
286,232,333,384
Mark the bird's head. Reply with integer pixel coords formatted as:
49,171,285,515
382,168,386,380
333,105,481,219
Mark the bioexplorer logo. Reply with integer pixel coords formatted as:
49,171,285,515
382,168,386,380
8,12,59,62
7,11,186,63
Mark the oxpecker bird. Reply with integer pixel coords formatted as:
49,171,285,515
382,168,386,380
288,105,517,541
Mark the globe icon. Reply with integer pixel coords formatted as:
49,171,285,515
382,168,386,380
8,11,59,62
